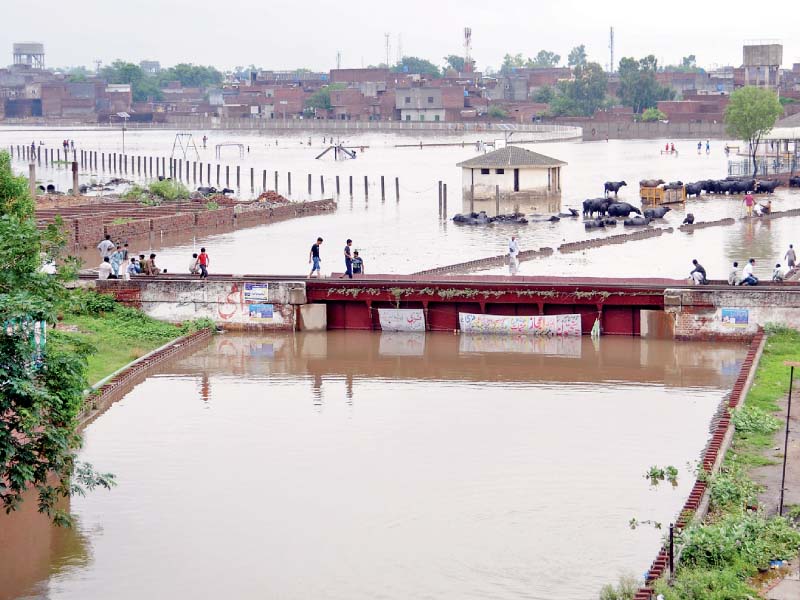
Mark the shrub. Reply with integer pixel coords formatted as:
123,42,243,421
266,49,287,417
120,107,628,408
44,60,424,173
652,568,756,600
731,405,781,435
598,574,639,600
641,107,667,122
148,179,190,201
488,105,509,119
708,465,761,512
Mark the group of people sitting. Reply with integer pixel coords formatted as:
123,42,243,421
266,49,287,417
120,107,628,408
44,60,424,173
689,253,793,287
98,253,160,279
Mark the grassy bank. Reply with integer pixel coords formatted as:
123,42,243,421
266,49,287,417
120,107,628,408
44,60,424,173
651,327,800,599
51,290,211,385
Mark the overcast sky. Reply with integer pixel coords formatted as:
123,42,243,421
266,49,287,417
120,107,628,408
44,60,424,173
2,0,798,73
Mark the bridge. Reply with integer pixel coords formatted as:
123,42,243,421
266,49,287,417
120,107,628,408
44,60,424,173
92,273,800,340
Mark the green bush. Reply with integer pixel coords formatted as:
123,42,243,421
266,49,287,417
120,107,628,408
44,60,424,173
488,105,509,119
641,107,667,122
731,405,781,435
708,465,761,512
652,568,756,600
122,184,149,202
598,574,639,600
679,510,800,573
148,179,190,201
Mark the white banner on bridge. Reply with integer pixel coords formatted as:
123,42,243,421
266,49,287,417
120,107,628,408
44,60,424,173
378,308,426,332
458,313,582,336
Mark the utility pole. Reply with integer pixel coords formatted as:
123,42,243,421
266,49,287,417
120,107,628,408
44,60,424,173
385,32,391,67
609,27,615,73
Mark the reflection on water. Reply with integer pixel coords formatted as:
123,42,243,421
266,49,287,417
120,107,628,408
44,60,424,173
2,332,746,600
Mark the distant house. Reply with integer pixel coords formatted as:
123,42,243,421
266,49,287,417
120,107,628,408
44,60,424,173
456,145,566,200
395,87,465,122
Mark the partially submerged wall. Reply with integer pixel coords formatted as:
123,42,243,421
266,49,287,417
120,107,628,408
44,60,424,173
97,279,307,330
666,287,800,340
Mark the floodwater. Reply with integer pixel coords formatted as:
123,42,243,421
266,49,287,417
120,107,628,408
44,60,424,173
3,127,799,279
0,332,747,600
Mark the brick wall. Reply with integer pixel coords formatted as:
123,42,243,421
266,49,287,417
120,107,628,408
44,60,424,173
73,215,106,247
104,218,152,240
195,206,235,228
151,213,196,233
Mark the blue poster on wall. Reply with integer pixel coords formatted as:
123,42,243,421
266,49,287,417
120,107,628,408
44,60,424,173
249,303,274,321
721,308,749,328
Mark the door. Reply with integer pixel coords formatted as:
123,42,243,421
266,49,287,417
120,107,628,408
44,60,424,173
513,168,520,192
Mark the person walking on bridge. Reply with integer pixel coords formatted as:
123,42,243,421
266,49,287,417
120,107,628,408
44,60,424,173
197,247,209,279
339,239,354,279
785,244,796,269
308,237,323,278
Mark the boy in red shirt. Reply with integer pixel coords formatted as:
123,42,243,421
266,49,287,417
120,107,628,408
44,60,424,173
197,247,209,279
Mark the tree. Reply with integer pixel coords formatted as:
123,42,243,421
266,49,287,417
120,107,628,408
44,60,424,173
501,53,526,74
392,57,441,78
617,55,675,113
0,151,114,526
527,50,561,69
725,86,783,177
549,62,608,116
443,55,465,74
488,105,509,119
532,85,555,104
158,64,223,88
641,107,667,122
681,55,697,70
305,83,346,112
568,45,587,68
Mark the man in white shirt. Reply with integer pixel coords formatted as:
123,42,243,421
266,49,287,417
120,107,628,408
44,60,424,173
97,257,113,279
97,234,115,259
741,258,758,286
508,236,520,275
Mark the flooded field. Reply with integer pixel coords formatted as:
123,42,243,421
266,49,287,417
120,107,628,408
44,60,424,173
1,332,746,600
3,127,799,279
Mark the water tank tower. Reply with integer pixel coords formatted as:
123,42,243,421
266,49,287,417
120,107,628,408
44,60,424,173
13,42,45,69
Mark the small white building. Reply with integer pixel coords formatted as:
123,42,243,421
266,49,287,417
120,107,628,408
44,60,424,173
457,145,566,200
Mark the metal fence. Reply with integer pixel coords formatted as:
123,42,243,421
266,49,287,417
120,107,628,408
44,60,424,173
727,157,798,177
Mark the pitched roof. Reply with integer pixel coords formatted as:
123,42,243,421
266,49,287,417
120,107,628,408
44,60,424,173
775,112,800,128
456,145,567,169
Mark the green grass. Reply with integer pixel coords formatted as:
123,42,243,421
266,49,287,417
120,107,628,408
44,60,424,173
110,217,134,225
52,290,213,385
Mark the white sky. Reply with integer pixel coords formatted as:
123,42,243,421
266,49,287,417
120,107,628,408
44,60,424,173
2,0,798,73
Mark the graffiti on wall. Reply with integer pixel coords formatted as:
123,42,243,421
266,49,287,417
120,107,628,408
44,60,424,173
378,308,426,332
458,313,582,336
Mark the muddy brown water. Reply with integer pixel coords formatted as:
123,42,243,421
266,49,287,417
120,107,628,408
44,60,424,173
0,332,746,599
4,128,800,280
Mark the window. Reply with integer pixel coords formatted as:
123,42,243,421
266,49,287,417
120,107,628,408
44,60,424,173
427,96,434,103
434,115,440,122
496,169,504,174
419,114,425,121
405,114,411,121
480,168,490,175
404,96,411,104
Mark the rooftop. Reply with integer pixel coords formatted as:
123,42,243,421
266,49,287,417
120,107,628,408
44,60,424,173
456,145,567,169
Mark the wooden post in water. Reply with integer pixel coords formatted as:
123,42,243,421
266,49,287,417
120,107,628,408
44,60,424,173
443,183,447,218
216,164,220,186
236,165,240,190
149,156,153,178
274,171,278,192
349,175,353,196
262,170,266,192
380,175,385,201
470,183,475,213
495,185,500,216
28,162,36,199
207,163,211,184
320,175,325,196
72,161,79,196
137,155,141,175
193,162,197,184
250,167,254,194
124,154,128,175
113,153,117,172
335,175,340,196
438,181,442,218
364,175,368,200
226,165,230,188
288,172,292,196
395,176,399,201
307,173,312,196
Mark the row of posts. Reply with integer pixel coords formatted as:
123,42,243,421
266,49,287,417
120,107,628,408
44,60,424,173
8,144,400,201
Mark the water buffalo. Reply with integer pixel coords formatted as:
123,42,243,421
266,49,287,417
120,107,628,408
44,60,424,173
664,181,683,190
197,186,218,195
717,180,734,194
756,180,780,194
584,219,606,230
607,202,642,217
624,216,651,227
558,208,580,218
685,182,703,197
640,179,665,188
643,206,672,219
582,198,610,218
604,180,627,197
221,187,235,194
452,211,493,225
730,179,755,194
603,218,618,226
682,213,695,225
790,176,800,188
528,214,560,223
702,180,719,194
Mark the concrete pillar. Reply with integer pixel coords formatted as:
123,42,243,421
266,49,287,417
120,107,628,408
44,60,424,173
275,170,279,192
495,184,500,216
288,172,292,196
364,175,368,200
72,161,79,196
395,176,399,201
308,173,312,196
381,175,385,201
28,162,36,199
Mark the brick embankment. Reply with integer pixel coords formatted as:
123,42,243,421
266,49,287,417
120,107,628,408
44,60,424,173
633,331,765,599
77,328,213,429
558,227,672,253
678,217,736,232
412,247,554,276
36,196,336,248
